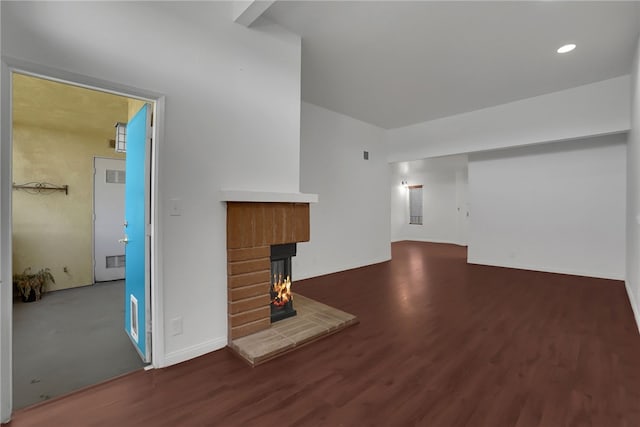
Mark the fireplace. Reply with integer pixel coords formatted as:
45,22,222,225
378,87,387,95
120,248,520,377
270,243,297,322
225,201,312,340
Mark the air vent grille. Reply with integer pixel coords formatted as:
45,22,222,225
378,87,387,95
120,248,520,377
106,169,126,184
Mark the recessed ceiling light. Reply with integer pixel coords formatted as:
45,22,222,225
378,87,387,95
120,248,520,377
557,43,576,54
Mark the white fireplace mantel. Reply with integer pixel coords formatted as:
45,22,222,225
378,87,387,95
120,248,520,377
219,190,318,203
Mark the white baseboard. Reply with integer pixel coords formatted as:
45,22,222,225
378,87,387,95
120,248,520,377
467,256,625,281
625,281,640,334
391,238,467,247
162,336,227,368
296,255,391,281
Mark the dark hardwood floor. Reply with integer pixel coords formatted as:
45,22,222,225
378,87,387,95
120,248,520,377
7,242,640,426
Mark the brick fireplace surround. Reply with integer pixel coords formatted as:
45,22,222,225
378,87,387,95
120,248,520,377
226,202,310,340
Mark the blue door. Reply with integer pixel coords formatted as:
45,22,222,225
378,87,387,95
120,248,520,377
123,104,151,362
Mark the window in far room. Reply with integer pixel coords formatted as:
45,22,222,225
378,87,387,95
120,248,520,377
409,185,423,225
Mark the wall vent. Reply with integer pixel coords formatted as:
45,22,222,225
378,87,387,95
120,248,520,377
106,255,125,269
106,169,126,184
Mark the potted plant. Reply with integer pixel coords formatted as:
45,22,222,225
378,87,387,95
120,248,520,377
12,268,55,302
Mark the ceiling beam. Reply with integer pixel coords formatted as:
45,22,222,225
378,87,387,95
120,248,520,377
233,1,276,27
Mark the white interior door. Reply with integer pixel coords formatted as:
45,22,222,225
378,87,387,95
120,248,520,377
456,168,470,246
94,157,126,282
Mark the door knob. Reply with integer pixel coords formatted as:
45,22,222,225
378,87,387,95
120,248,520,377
119,236,129,244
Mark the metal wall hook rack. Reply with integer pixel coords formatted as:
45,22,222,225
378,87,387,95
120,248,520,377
12,182,69,195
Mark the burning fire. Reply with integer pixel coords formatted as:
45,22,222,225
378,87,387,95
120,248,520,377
272,273,292,307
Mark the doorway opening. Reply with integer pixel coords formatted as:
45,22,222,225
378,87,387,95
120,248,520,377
391,154,469,246
10,73,154,409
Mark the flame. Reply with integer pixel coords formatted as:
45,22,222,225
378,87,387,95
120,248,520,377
271,273,292,307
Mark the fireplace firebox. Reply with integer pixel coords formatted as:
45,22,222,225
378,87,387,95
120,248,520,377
270,243,297,322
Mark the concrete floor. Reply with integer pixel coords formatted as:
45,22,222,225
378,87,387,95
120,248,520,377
12,280,146,409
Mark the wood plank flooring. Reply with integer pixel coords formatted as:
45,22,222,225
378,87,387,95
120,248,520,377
7,242,640,426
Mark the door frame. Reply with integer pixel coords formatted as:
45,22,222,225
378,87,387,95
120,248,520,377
0,57,166,422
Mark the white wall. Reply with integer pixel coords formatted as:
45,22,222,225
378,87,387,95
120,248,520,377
468,133,627,280
626,35,640,331
294,102,390,280
1,2,301,369
390,155,468,245
387,76,631,162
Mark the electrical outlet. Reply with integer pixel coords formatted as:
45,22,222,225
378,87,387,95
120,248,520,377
170,317,183,336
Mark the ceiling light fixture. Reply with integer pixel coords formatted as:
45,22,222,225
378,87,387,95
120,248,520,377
557,43,576,54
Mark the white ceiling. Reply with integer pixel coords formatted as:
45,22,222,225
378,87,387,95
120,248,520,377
263,1,640,129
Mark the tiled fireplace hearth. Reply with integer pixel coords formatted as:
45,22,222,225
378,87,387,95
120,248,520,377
226,202,310,340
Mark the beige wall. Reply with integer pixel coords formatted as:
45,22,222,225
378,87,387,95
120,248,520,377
12,74,128,291
128,99,147,121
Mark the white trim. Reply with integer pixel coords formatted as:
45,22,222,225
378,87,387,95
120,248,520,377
3,57,162,103
467,256,625,281
162,337,227,368
0,59,13,424
625,281,640,334
0,59,166,421
219,190,318,203
151,97,166,369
